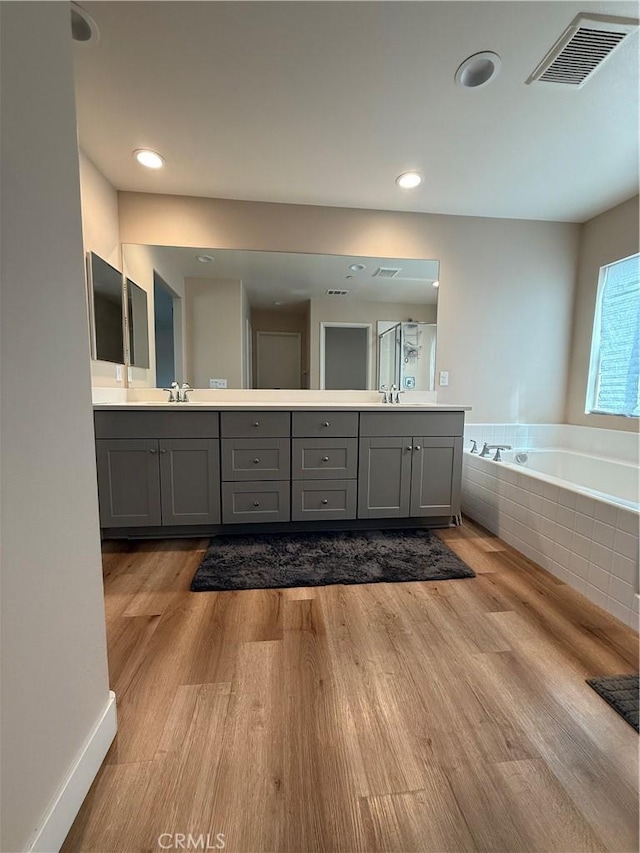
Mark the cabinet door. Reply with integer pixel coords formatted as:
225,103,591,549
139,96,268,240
357,437,412,518
159,439,221,526
409,436,462,517
96,439,161,527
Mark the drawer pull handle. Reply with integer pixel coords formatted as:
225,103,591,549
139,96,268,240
253,501,260,507
321,456,330,462
253,421,260,427
321,499,329,505
253,458,260,464
323,421,330,427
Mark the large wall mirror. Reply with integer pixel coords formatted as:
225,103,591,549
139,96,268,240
121,244,440,392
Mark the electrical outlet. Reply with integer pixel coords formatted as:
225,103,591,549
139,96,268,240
116,365,123,382
209,379,227,389
439,370,449,387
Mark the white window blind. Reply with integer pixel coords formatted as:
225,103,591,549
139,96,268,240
588,253,640,417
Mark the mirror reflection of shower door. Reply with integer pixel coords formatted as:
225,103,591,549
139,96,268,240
401,322,437,391
378,323,401,389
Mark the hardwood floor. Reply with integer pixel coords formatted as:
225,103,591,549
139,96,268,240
62,521,639,853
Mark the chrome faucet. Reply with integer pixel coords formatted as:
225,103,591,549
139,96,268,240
480,444,512,461
380,384,391,404
163,381,180,403
178,383,193,403
469,439,478,454
391,383,401,404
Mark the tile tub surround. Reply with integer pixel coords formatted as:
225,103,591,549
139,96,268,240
462,449,639,630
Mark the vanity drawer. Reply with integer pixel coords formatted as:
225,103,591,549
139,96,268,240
359,411,464,437
221,438,290,481
94,410,220,440
292,438,357,480
222,481,290,524
220,411,290,438
292,480,357,521
292,411,359,438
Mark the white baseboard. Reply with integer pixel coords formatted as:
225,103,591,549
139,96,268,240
29,690,117,853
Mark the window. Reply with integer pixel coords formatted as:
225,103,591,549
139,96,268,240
586,253,640,417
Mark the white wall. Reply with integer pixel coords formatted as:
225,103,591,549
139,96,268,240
118,192,580,422
566,195,640,433
1,5,113,851
79,151,125,388
185,277,244,388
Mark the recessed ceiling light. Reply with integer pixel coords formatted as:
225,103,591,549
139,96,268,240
455,51,502,89
274,301,284,306
349,263,366,272
432,280,440,288
70,2,100,43
395,171,423,190
196,254,214,263
133,149,165,169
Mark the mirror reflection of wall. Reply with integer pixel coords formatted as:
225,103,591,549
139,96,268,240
88,252,124,364
120,244,440,391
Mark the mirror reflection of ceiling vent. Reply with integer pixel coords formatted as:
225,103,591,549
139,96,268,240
526,13,638,88
325,289,349,296
373,267,402,279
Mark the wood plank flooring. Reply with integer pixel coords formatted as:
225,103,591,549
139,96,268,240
62,521,639,853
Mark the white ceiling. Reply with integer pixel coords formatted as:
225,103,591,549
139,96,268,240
127,245,440,309
74,1,639,223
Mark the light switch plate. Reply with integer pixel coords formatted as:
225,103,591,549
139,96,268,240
439,370,449,387
127,367,133,382
209,379,228,389
115,365,123,382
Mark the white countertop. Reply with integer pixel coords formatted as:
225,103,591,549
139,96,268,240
93,401,471,412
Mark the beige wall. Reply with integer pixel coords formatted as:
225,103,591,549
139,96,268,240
1,5,112,850
79,151,125,388
251,307,310,388
309,298,437,389
185,277,244,388
119,190,578,421
566,195,640,433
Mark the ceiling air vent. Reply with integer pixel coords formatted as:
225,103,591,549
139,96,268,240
526,13,638,88
325,289,349,296
373,267,401,279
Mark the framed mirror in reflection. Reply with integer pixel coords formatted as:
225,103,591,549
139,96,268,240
121,244,440,392
87,252,124,364
127,279,150,369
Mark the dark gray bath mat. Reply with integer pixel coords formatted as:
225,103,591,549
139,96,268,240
586,674,639,732
190,529,475,592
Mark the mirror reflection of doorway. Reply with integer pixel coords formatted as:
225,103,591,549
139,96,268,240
154,273,178,388
321,323,371,390
256,331,302,389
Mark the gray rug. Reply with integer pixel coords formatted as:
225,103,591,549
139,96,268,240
586,674,639,732
190,529,475,592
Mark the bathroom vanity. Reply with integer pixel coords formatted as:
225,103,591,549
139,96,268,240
94,402,468,537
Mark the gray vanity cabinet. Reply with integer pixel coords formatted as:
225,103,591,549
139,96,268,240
357,437,412,518
96,439,162,527
159,439,221,525
409,436,463,517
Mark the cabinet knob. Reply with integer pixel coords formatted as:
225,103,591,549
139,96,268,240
149,448,157,454
321,456,330,462
414,445,422,451
160,449,167,454
406,446,413,452
323,421,330,427
253,458,260,464
321,499,329,505
253,501,260,507
253,421,260,427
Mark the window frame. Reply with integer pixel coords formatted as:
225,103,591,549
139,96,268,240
585,251,640,418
